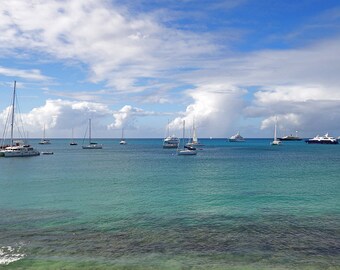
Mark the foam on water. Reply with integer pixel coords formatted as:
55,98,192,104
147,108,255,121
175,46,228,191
0,245,26,265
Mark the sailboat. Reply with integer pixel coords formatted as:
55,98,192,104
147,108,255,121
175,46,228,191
186,119,204,147
119,128,127,145
39,124,51,144
177,120,197,155
70,128,78,145
82,119,102,149
0,81,40,157
271,117,282,146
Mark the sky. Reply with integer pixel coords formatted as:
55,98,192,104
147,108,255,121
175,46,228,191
1,0,340,139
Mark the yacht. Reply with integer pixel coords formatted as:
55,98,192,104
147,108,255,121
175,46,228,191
186,119,204,147
163,121,179,148
177,120,197,156
278,131,302,141
163,135,179,148
306,133,338,144
229,131,245,142
70,128,78,145
39,125,51,144
271,117,281,146
119,128,127,145
0,82,40,157
82,119,102,149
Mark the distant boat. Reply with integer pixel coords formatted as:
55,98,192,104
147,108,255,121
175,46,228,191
39,125,51,144
70,128,77,145
229,131,245,142
82,119,102,149
0,81,40,157
163,120,179,148
278,131,302,141
186,119,204,147
41,151,54,155
177,120,197,155
119,128,127,145
271,117,282,146
306,133,338,144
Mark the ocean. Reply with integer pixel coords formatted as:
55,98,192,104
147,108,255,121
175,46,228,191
0,138,339,269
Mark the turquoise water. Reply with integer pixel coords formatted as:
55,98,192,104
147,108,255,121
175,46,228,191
0,139,339,269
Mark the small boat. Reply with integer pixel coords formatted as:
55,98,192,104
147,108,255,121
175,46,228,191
41,151,54,155
119,128,127,145
271,117,282,146
163,120,179,148
177,120,197,156
229,131,245,142
39,125,51,144
306,133,338,144
82,119,102,149
0,82,40,157
70,128,78,145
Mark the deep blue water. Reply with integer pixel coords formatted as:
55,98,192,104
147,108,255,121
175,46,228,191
0,138,339,269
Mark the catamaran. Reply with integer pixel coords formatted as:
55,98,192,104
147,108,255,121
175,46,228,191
0,81,40,157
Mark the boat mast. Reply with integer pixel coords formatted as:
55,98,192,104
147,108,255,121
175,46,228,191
182,120,185,149
274,117,277,141
89,119,91,144
10,81,16,146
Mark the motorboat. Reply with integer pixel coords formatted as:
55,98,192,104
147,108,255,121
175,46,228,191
163,135,179,148
278,131,302,141
306,133,338,144
229,132,245,142
278,135,302,141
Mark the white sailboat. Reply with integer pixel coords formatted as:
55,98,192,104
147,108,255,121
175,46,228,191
271,117,282,146
39,124,50,144
186,119,204,147
70,128,77,145
82,119,102,149
177,120,197,155
0,81,40,157
119,128,127,145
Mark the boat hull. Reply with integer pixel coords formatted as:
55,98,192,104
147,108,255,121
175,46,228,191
82,144,103,149
177,149,197,155
163,143,178,149
1,150,40,157
278,138,302,141
305,140,338,144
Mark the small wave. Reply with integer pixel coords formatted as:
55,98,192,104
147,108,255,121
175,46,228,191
0,245,26,265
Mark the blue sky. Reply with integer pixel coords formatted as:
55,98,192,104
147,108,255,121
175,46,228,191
1,0,340,138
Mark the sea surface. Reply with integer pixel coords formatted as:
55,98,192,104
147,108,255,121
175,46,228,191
0,138,339,269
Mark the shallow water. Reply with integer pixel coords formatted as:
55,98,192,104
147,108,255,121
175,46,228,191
0,139,339,269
